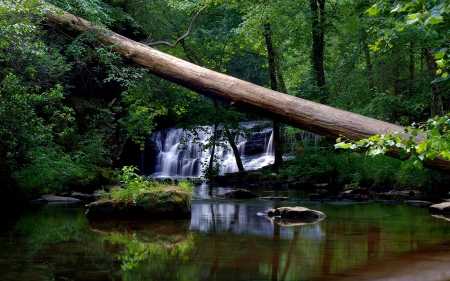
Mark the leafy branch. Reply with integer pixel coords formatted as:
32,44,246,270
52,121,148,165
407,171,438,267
335,114,450,169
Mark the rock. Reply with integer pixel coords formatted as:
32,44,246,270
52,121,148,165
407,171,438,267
41,194,84,204
338,189,370,201
429,202,450,214
380,190,422,200
219,188,259,199
404,200,434,207
22,199,48,205
70,191,101,203
258,196,289,201
85,187,191,219
244,130,272,155
263,206,326,222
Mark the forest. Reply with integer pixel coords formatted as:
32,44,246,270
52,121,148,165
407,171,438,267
2,0,450,201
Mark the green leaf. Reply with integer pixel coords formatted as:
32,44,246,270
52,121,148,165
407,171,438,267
441,151,450,159
366,6,381,16
425,15,444,25
334,142,352,149
428,129,441,137
413,159,423,169
399,148,408,159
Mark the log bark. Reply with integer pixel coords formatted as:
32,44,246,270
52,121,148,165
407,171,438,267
43,3,450,173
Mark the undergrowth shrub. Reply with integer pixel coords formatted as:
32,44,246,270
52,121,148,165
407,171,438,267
279,147,450,195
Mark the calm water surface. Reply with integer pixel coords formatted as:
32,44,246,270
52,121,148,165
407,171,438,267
1,185,450,281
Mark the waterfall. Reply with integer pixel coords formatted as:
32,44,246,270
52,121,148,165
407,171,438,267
149,124,274,178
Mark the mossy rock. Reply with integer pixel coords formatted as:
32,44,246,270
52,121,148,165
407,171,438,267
86,186,191,219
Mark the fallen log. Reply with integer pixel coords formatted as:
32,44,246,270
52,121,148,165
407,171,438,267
43,3,450,172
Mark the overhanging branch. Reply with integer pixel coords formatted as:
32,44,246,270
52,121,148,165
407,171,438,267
145,6,207,48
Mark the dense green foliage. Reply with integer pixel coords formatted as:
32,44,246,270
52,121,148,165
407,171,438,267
335,1,450,170
278,146,450,195
2,0,450,200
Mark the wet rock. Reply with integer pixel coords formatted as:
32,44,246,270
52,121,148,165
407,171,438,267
70,191,101,203
264,206,326,222
219,188,259,199
244,131,272,155
85,187,191,219
258,196,289,201
404,200,434,207
41,194,84,204
338,189,370,201
22,199,48,205
379,190,422,200
429,202,450,215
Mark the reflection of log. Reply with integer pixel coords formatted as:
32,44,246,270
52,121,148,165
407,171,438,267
44,4,450,172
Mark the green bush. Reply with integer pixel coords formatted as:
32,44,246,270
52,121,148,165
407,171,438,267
278,147,450,195
12,147,85,198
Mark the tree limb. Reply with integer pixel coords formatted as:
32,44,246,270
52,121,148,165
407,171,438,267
146,6,207,48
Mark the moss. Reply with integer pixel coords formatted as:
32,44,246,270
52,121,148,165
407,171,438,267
86,186,192,219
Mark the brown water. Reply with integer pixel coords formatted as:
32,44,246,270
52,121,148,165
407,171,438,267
1,185,450,281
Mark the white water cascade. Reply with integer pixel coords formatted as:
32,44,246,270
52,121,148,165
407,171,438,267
150,126,274,178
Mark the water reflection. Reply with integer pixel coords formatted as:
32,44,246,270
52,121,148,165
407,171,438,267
1,192,450,280
190,203,325,241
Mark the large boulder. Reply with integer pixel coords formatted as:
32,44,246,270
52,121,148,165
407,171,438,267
429,202,450,215
264,206,326,222
86,187,191,219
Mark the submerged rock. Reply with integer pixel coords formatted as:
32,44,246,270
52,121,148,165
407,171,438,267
85,187,191,219
219,188,259,199
263,206,326,222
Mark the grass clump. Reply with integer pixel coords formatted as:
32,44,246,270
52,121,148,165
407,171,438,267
105,166,194,205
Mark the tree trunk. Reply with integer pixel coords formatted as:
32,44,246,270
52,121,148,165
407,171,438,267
361,28,374,93
44,4,450,173
264,22,283,169
424,48,444,117
224,125,244,172
310,0,326,96
409,42,415,97
207,100,220,179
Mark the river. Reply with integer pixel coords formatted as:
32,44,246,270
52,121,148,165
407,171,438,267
1,185,450,281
